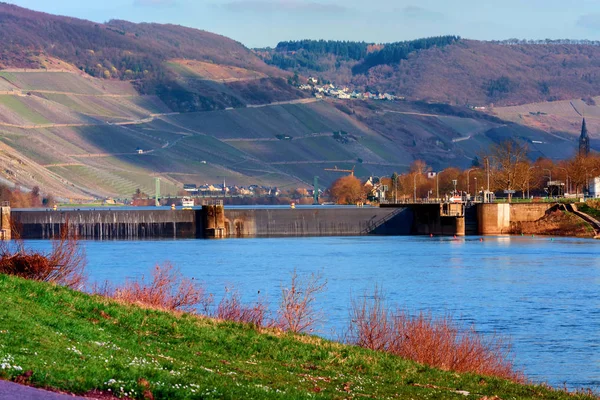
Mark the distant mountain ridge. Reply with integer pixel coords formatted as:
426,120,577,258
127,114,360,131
259,38,600,107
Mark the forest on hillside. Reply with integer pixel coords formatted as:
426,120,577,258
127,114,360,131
259,37,600,106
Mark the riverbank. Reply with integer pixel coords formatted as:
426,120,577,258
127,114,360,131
509,208,597,237
0,274,597,399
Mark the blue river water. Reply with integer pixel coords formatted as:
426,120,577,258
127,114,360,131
22,236,600,390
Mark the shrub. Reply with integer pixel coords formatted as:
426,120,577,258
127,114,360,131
347,289,523,382
214,287,269,326
95,263,205,313
0,225,86,289
276,270,326,333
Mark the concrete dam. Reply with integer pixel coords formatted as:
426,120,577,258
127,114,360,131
9,206,414,239
5,203,555,240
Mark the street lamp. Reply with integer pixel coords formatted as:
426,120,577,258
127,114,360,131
436,171,442,200
474,177,477,200
556,167,569,196
543,168,553,198
452,179,458,196
466,168,475,195
527,166,539,200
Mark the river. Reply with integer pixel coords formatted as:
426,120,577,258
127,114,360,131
23,236,600,390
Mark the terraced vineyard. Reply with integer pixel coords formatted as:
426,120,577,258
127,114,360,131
0,69,585,200
493,97,600,150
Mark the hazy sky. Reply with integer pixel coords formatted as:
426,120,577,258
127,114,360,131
6,0,600,48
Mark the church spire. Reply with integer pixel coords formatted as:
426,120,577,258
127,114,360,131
579,118,590,156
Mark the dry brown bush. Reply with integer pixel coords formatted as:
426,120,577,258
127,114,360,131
215,287,269,326
0,225,86,289
347,289,523,383
96,263,205,313
276,270,326,333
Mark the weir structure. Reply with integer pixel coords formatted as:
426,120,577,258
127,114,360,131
6,202,561,240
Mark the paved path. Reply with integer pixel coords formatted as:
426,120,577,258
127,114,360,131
0,380,87,400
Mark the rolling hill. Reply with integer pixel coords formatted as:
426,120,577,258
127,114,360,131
260,39,600,107
0,68,584,199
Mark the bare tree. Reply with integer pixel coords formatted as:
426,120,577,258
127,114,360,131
488,140,529,202
277,270,327,334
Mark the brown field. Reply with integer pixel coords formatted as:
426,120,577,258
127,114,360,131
493,96,600,137
170,59,268,82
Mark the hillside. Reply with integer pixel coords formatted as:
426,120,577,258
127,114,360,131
0,68,582,199
0,3,303,112
492,96,600,138
1,274,595,399
260,39,600,107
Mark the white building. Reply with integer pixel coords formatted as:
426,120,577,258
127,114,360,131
589,176,600,198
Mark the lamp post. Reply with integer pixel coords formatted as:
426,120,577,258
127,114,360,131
466,168,475,196
557,167,569,196
484,157,490,203
486,157,490,192
452,179,457,196
474,177,477,200
543,168,552,198
436,171,442,200
527,166,538,200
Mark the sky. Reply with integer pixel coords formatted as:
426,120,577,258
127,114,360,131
6,0,600,48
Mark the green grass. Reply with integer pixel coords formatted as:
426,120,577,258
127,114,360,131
578,202,600,220
0,274,595,399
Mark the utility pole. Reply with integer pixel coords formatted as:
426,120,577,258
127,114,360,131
486,158,490,203
466,168,475,195
155,177,161,207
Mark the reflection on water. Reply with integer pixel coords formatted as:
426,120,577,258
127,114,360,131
23,236,600,390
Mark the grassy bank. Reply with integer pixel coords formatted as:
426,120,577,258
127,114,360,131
0,274,596,399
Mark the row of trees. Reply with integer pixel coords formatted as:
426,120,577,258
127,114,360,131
328,141,600,204
0,185,55,208
275,40,370,61
351,36,460,75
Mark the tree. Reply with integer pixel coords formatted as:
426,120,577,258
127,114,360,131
488,140,529,202
567,154,596,196
329,176,365,205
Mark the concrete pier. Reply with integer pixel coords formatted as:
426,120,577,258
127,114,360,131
1,205,10,240
476,203,554,235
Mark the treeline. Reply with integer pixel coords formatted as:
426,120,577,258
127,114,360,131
265,52,327,72
352,36,461,75
275,40,371,60
0,185,54,208
494,39,600,46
